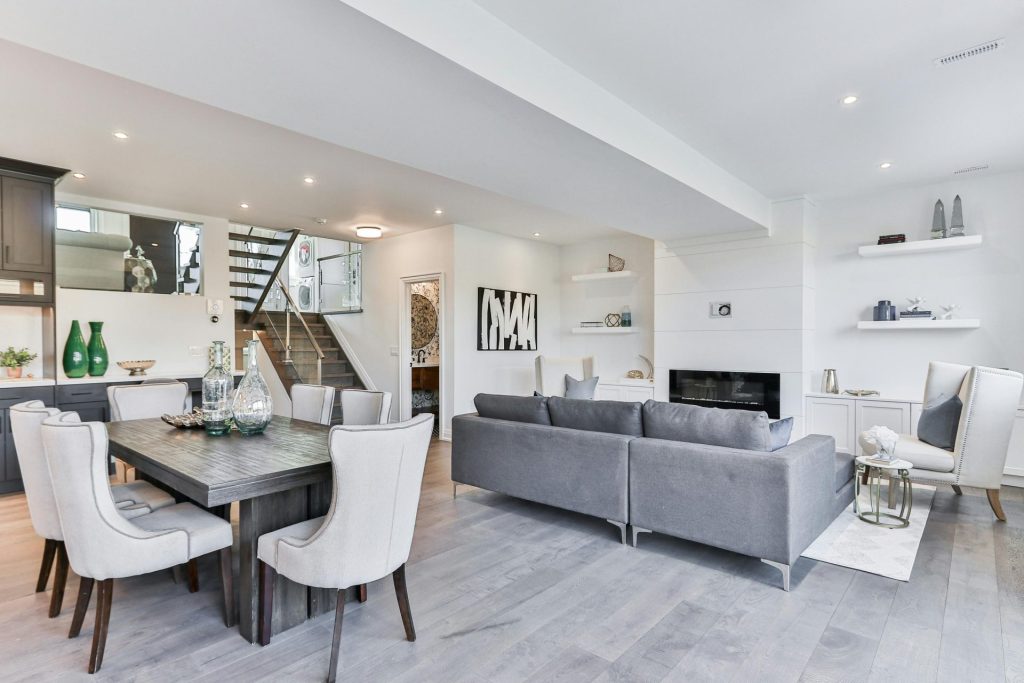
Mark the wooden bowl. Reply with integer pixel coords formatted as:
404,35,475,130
116,360,157,376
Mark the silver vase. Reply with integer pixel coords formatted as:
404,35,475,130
822,369,840,394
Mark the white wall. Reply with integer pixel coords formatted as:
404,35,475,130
0,306,45,378
559,235,654,382
814,170,1024,399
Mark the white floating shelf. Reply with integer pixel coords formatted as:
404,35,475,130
858,234,982,257
571,327,639,335
857,319,980,330
570,270,637,282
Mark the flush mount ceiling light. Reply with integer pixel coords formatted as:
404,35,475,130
303,176,315,184
434,208,444,215
355,226,382,239
879,161,893,169
112,130,129,140
71,172,86,179
239,202,249,209
840,94,859,105
532,232,541,238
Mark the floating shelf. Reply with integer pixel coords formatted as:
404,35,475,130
858,235,982,257
857,319,980,330
571,327,639,335
570,270,637,282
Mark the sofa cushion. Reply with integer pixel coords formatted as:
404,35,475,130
474,393,551,425
547,396,643,436
642,400,772,451
834,452,855,493
917,394,962,451
565,374,599,400
859,434,956,472
769,417,794,451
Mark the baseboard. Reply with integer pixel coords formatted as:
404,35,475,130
440,426,452,442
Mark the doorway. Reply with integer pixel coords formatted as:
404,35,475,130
399,274,446,438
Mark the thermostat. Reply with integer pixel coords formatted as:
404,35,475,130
710,302,732,318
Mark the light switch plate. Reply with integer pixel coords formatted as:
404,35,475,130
207,299,225,316
709,302,732,318
389,346,399,357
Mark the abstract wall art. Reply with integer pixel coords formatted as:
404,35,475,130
477,287,538,351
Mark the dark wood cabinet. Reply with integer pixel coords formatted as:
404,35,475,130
0,176,54,273
0,386,56,494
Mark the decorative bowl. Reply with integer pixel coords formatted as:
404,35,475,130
117,360,157,376
162,409,206,429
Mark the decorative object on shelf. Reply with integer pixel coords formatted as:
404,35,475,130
124,245,158,293
822,369,840,394
231,339,273,436
579,321,604,328
949,195,965,237
202,340,233,436
860,425,899,461
930,199,946,239
161,408,206,429
906,296,926,312
876,233,906,245
638,355,654,379
62,320,89,378
477,287,538,351
844,389,880,397
621,305,632,327
608,254,625,272
1,346,37,379
86,321,109,376
872,300,896,321
604,313,622,328
900,296,933,319
115,360,156,376
626,370,645,379
938,304,960,320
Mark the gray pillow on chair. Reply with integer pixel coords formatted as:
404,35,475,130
917,394,962,451
565,374,599,400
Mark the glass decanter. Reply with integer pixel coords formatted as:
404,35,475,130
231,339,273,436
202,340,233,436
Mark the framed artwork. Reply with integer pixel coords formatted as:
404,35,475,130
477,287,537,351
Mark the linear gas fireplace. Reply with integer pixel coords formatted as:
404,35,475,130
668,370,781,419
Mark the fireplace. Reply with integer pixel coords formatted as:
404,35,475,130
668,370,781,419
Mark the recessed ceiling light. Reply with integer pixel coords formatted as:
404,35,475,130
434,208,444,215
112,130,129,140
532,232,541,238
151,243,159,247
355,226,382,239
71,172,86,179
840,94,859,105
879,161,893,169
314,218,327,225
303,176,315,184
239,203,249,209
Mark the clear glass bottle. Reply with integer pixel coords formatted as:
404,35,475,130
202,341,233,436
231,339,273,436
621,305,632,327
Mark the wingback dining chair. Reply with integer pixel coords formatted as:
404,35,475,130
534,355,595,397
40,412,235,674
9,401,176,619
255,414,434,682
340,389,392,425
108,381,191,482
291,383,336,425
859,362,1023,520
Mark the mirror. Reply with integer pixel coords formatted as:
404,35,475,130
55,204,203,295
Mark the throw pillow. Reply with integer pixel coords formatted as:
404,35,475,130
641,400,773,451
547,396,644,436
768,417,794,451
564,374,599,400
474,393,552,425
917,394,962,451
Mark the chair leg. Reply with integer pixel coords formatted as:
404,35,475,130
36,538,58,593
392,564,416,642
88,579,113,674
951,485,963,495
186,558,199,593
257,560,275,646
48,541,69,618
69,577,95,638
327,589,346,683
358,584,367,603
219,548,236,628
987,489,1007,522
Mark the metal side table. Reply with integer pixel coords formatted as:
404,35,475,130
854,455,913,528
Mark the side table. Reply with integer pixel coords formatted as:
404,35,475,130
854,455,913,528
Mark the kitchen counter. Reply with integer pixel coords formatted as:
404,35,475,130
0,377,56,389
58,369,244,385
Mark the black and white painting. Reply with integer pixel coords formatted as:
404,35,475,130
477,287,537,351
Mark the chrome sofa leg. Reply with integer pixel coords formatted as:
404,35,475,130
631,526,651,548
606,520,627,545
452,482,457,499
761,559,791,591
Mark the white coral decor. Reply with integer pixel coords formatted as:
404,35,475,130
863,425,899,459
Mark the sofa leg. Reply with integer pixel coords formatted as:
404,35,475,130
630,526,651,548
951,485,963,495
605,520,627,545
452,482,457,499
987,489,1007,522
761,559,791,591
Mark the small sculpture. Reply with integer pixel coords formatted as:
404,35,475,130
604,313,622,327
638,355,654,379
608,254,625,272
626,370,644,379
949,195,965,237
939,304,960,320
931,200,946,239
906,296,926,312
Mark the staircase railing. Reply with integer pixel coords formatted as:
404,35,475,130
257,275,325,385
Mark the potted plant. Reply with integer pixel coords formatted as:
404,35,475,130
1,346,37,379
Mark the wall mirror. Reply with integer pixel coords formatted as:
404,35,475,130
55,204,203,295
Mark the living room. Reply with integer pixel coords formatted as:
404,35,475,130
1,2,1022,681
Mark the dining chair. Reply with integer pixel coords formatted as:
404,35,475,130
108,381,190,482
9,401,176,619
291,383,336,425
256,414,434,682
40,412,236,674
340,389,392,425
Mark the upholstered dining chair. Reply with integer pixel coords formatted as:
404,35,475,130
256,414,434,682
40,412,235,674
291,383,336,425
535,355,595,397
9,401,176,619
859,362,1023,520
108,381,190,482
340,389,392,425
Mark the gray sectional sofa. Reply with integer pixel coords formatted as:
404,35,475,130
452,394,855,590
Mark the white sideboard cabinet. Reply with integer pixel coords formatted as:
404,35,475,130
597,379,655,403
805,393,922,456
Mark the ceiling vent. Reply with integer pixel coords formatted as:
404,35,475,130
935,38,1005,66
953,164,989,175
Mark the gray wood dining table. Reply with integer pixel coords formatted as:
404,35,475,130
106,416,337,643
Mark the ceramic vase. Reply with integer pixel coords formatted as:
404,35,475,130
231,340,273,436
62,320,88,378
202,341,233,436
87,321,108,376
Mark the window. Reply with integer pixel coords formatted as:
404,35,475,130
56,206,92,232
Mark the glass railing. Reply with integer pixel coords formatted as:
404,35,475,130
257,275,325,385
318,250,362,314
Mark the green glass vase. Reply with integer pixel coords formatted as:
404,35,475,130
87,321,108,377
62,320,88,378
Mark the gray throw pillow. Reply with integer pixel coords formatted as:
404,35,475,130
474,393,552,425
565,374,599,400
917,394,962,451
548,396,644,436
642,400,773,451
769,417,794,451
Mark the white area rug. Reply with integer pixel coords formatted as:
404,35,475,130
801,484,935,581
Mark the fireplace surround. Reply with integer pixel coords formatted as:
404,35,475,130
668,370,781,419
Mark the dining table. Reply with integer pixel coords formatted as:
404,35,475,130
106,416,337,643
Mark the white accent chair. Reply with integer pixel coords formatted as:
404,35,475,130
8,401,176,619
256,414,434,681
535,356,595,397
291,383,336,425
40,412,235,674
340,389,392,425
859,362,1023,520
108,381,191,482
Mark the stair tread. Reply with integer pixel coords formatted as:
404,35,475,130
231,295,258,302
229,281,258,288
228,232,291,246
229,249,281,260
229,265,273,275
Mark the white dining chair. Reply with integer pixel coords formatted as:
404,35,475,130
291,383,336,425
40,412,236,674
9,401,176,619
255,414,434,682
108,381,190,481
340,389,392,425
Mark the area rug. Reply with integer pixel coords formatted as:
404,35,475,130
801,484,935,581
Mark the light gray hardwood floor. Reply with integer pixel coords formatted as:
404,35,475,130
1,441,1022,682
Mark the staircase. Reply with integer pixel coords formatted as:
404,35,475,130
229,229,298,321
